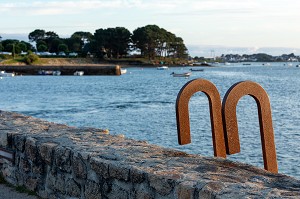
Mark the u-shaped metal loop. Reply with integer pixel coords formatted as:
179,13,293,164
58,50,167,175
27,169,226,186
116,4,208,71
176,79,226,158
222,81,278,173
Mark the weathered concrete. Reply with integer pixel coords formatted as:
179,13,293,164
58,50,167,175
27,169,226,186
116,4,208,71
0,110,299,198
0,65,121,75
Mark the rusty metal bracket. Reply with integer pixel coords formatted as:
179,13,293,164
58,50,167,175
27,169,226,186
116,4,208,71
222,81,278,173
175,79,226,158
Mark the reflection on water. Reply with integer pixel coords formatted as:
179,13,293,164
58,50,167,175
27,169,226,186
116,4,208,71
1,62,300,179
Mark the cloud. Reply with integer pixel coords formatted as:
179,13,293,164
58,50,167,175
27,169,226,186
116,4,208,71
2,0,299,17
0,0,125,16
0,0,260,16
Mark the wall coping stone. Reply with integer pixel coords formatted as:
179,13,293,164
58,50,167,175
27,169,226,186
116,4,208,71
0,110,299,198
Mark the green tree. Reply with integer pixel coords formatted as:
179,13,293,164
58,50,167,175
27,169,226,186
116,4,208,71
132,25,188,59
37,44,48,52
37,40,48,51
28,29,46,42
71,31,93,51
94,27,131,58
48,38,63,53
45,31,59,39
65,32,90,53
1,39,33,54
110,27,131,58
58,43,68,52
254,53,273,62
44,31,60,52
17,42,27,52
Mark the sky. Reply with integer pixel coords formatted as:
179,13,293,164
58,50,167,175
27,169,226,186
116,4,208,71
1,0,300,57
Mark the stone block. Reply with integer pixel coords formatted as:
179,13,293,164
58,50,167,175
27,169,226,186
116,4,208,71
175,181,196,199
24,137,37,162
87,169,99,183
55,172,66,194
84,180,102,199
0,132,8,147
45,170,56,191
133,183,154,199
90,158,109,179
72,153,87,180
106,181,129,199
38,142,58,165
25,176,38,191
13,135,26,152
19,157,31,173
65,178,81,198
1,159,16,184
109,162,130,181
198,182,224,199
131,167,146,183
148,174,174,196
54,146,72,172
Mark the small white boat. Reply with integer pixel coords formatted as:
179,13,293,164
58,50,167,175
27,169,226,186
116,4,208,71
74,71,84,76
170,72,191,77
38,70,53,75
157,66,169,70
0,71,15,77
120,68,127,74
52,70,61,76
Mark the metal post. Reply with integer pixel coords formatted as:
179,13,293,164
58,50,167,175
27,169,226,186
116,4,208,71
222,81,278,173
176,79,226,158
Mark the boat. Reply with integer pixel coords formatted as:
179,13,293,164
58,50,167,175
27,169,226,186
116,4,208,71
52,70,61,76
190,68,204,72
0,71,15,77
120,68,127,74
74,71,84,76
170,72,191,77
157,66,169,70
38,70,53,75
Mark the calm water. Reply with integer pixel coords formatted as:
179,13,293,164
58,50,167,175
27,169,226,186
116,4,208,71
1,62,300,179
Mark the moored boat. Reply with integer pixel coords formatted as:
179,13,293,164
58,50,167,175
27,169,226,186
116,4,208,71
52,70,61,76
0,71,15,77
120,68,127,74
74,71,84,76
170,72,191,77
190,68,204,72
157,66,169,70
38,70,53,75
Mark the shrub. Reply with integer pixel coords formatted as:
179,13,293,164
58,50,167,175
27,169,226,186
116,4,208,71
23,53,39,65
0,54,13,59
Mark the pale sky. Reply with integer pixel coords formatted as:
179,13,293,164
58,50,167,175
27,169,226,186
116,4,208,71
1,0,300,56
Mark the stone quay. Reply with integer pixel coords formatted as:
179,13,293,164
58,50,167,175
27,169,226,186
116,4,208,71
0,110,299,198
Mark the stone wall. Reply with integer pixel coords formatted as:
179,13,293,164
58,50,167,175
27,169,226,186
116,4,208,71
0,65,121,75
0,110,299,198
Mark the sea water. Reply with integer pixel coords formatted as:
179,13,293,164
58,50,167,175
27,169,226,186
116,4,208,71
1,62,300,179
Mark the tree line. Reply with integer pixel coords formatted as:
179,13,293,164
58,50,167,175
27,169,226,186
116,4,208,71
0,25,188,59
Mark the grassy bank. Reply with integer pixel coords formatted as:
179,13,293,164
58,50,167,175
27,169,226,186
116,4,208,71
0,56,189,66
0,57,106,66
